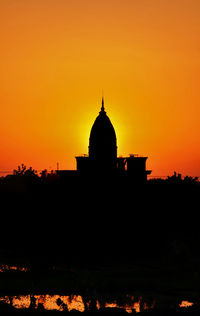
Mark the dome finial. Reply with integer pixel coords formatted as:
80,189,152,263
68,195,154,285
101,94,105,113
102,96,104,109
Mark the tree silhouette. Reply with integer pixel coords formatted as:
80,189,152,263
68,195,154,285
13,164,38,177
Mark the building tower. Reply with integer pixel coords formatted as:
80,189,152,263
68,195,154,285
75,97,151,181
89,97,117,171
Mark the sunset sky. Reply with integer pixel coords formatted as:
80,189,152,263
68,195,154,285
0,0,200,177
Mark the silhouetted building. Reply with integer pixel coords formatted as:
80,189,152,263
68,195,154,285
74,98,151,182
75,98,117,174
89,98,117,172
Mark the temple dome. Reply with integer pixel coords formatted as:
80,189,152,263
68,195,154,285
89,98,117,169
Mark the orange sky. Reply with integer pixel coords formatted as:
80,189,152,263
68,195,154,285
0,0,200,177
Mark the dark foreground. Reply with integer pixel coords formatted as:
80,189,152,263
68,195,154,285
0,175,200,314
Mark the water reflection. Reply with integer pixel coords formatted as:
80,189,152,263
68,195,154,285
0,295,85,312
0,264,28,272
105,297,141,313
179,301,194,308
0,294,195,312
31,295,84,311
12,296,30,309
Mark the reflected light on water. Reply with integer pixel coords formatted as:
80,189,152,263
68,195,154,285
0,295,85,312
61,295,85,312
0,294,195,312
105,302,118,309
105,297,142,313
0,264,28,272
12,296,30,309
179,301,194,308
132,302,140,313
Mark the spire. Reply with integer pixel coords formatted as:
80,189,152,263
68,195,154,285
101,96,104,110
100,95,106,114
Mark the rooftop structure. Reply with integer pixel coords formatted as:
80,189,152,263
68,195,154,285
75,98,151,182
